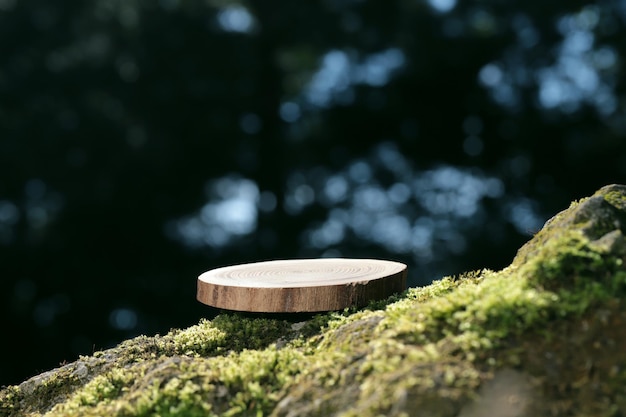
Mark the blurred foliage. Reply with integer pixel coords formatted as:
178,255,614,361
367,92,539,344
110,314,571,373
1,0,625,385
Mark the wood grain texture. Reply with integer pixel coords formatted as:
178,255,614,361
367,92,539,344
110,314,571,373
197,258,408,312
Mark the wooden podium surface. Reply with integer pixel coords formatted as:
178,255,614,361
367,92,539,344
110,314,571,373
197,258,407,313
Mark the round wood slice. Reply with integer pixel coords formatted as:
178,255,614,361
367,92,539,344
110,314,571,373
197,258,408,313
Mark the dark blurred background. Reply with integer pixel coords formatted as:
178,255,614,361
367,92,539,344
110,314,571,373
1,0,625,386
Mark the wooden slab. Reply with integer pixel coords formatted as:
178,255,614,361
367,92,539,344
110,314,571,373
197,258,408,313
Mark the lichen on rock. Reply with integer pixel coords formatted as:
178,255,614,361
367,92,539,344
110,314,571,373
2,184,626,417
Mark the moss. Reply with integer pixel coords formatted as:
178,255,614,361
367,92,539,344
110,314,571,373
171,319,229,356
45,347,306,417
2,184,626,417
602,188,626,212
0,386,20,416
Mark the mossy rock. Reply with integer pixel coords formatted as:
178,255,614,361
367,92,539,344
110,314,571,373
2,184,626,417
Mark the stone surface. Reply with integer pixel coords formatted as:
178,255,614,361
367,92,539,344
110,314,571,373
2,184,626,417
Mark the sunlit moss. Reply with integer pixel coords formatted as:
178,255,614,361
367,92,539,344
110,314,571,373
603,189,626,210
43,347,306,417
171,318,228,356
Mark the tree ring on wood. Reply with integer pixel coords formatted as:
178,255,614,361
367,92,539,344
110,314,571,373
197,258,408,313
